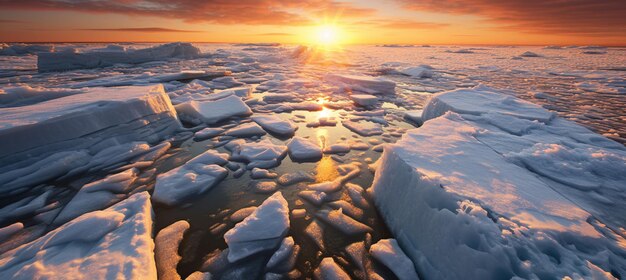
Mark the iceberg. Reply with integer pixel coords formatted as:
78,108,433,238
0,192,156,279
37,42,201,72
371,86,626,279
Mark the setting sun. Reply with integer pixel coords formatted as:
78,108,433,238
313,25,342,46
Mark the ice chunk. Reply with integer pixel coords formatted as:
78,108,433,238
252,115,297,137
156,220,190,280
54,168,138,225
400,65,433,78
0,190,51,224
370,239,419,280
224,192,289,262
323,143,351,154
0,85,84,108
194,128,224,141
314,257,350,280
153,151,229,206
345,242,366,271
305,220,325,250
250,168,278,179
277,171,315,186
287,136,323,162
326,74,396,95
0,192,156,279
372,88,626,279
224,122,267,138
0,43,53,56
175,95,252,125
342,120,384,136
421,85,555,123
350,94,378,107
231,139,288,164
230,206,257,222
0,85,180,170
252,181,279,193
37,42,201,72
520,51,541,57
403,110,423,126
266,236,299,273
316,209,372,236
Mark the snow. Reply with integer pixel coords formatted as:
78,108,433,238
370,239,419,280
224,122,267,138
175,95,252,125
0,192,156,279
252,115,298,137
326,74,396,95
0,84,180,168
350,94,378,107
314,257,350,280
287,136,323,162
224,192,290,262
371,87,626,279
152,150,229,206
37,42,201,72
155,220,190,280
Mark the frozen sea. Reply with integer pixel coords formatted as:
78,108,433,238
0,43,624,279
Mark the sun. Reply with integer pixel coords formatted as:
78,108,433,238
314,25,341,46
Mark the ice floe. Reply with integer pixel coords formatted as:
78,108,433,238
371,86,626,279
155,220,190,280
175,95,252,125
224,192,289,262
152,150,229,206
0,192,156,279
37,42,201,72
326,74,396,95
252,115,298,137
287,136,323,162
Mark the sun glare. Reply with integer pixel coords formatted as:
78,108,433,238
314,25,341,46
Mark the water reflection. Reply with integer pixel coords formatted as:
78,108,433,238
315,156,339,183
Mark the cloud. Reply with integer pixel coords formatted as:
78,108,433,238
362,19,449,29
0,19,25,23
257,32,293,36
0,0,376,26
396,0,626,36
78,27,200,33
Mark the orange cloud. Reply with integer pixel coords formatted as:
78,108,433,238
396,0,626,36
78,27,200,33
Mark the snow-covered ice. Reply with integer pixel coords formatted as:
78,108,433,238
0,192,156,279
252,115,297,137
224,192,289,262
371,86,626,279
287,136,323,162
175,95,252,125
155,220,190,280
350,94,378,107
326,74,396,95
314,257,350,280
370,239,419,280
37,42,201,72
153,150,229,206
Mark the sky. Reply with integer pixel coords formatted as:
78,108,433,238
0,0,625,45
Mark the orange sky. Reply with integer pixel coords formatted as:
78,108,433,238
0,0,625,45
